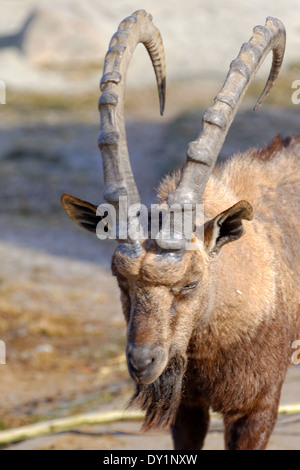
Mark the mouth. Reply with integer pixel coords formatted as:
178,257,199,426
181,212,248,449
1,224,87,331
128,361,166,385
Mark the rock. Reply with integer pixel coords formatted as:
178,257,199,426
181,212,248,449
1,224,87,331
22,5,107,68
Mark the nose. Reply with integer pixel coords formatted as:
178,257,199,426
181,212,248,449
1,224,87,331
126,343,168,384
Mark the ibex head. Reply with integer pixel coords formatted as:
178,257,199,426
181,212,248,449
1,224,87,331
61,10,285,427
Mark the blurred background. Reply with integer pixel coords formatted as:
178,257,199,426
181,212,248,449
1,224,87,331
0,0,300,450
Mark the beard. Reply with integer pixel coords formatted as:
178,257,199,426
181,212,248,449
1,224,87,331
127,353,187,431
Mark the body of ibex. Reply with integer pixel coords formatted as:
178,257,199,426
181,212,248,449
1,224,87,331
61,11,300,450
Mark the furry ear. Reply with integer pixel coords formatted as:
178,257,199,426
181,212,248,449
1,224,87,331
61,193,100,233
204,200,253,255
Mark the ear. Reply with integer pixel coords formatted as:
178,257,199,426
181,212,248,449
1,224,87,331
204,200,253,255
61,193,100,233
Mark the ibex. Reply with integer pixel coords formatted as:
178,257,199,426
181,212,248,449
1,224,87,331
61,11,300,450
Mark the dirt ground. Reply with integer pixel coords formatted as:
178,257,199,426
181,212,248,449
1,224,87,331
0,83,300,450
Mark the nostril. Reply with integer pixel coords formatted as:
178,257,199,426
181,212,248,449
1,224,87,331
127,343,158,373
128,353,152,371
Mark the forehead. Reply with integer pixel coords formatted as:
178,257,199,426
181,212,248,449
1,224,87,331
112,242,201,285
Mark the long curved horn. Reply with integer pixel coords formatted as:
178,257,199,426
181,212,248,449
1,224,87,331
98,9,166,211
166,17,285,210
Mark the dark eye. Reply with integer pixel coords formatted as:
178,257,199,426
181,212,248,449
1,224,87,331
182,281,199,291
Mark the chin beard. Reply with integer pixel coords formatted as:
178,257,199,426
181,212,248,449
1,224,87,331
127,354,187,431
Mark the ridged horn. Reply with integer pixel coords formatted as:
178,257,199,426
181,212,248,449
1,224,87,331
98,9,166,215
166,17,285,211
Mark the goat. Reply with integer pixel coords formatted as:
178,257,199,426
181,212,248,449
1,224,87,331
61,10,300,450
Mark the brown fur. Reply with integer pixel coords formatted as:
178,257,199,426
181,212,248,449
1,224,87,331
251,134,300,162
111,135,300,450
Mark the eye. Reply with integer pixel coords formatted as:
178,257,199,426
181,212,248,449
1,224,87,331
171,281,200,297
181,281,199,291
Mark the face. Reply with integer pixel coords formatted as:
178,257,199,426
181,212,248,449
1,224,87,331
61,193,252,386
111,240,210,385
